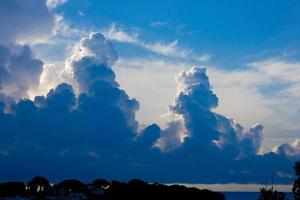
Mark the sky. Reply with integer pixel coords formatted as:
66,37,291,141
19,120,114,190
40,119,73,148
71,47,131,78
0,0,300,185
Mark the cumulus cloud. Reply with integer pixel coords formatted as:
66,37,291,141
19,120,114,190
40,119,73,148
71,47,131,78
274,139,300,159
64,32,118,92
156,67,264,159
0,32,140,182
115,57,299,151
0,32,297,184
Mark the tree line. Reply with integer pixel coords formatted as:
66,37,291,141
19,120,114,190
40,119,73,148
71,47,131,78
1,161,300,199
0,177,225,199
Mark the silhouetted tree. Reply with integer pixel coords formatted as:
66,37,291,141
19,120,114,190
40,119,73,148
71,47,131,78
0,182,26,197
55,179,87,194
105,179,225,200
92,178,110,189
293,161,300,200
258,187,286,200
27,176,51,194
0,178,225,199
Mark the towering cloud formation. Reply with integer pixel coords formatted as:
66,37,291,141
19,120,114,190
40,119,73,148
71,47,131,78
157,67,264,159
0,32,297,184
0,32,141,181
141,67,293,184
65,32,119,92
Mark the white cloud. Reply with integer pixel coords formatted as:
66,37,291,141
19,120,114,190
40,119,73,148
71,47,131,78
143,40,192,58
194,54,212,62
104,23,139,43
47,0,67,9
114,58,186,127
104,23,192,58
208,61,300,150
78,11,85,17
53,15,86,38
273,138,300,158
114,57,300,151
30,63,64,98
249,59,300,83
150,21,168,28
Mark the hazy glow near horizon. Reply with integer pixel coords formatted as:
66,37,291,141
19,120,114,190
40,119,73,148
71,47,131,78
178,183,292,192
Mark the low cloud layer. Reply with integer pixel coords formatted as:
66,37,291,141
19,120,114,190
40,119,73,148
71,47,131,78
0,30,298,184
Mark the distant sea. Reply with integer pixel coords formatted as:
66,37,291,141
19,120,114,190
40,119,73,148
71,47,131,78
222,192,294,200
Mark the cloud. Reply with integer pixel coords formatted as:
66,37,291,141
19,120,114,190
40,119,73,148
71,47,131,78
150,21,168,28
104,24,191,58
104,24,211,61
0,0,56,44
274,139,300,159
0,32,140,182
114,58,186,127
53,14,86,38
157,67,264,158
248,59,300,83
0,0,65,101
143,40,191,58
47,0,68,9
0,32,297,185
78,11,85,17
194,54,212,62
209,60,300,141
64,32,118,92
0,44,43,99
154,113,187,152
114,57,300,153
104,23,139,43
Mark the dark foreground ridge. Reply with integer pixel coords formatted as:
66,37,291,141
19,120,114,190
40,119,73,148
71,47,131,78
0,177,225,200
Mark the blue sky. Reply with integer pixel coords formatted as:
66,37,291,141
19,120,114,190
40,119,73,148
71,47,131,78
0,0,300,185
56,0,300,65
